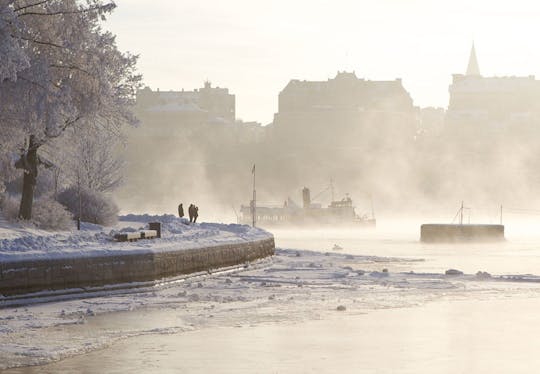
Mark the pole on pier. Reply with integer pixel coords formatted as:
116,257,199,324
252,164,256,227
370,194,376,220
500,205,503,225
460,201,464,225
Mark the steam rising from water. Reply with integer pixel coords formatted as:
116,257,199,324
114,68,540,223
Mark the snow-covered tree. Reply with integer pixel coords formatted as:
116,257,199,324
32,196,74,230
0,1,29,81
57,186,119,225
0,0,141,220
64,123,126,193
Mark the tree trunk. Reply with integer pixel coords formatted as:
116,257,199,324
18,136,39,220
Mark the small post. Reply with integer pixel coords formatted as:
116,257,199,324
500,205,503,225
53,167,59,201
149,222,161,238
460,201,464,225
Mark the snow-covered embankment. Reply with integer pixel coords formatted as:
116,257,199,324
0,215,274,296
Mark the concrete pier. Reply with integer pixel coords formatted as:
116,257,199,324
420,224,505,243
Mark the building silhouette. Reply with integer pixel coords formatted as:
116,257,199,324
271,71,417,147
137,81,235,122
132,81,264,144
446,43,540,132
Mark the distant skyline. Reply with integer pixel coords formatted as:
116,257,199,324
105,0,540,124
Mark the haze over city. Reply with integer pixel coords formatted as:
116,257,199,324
107,0,540,123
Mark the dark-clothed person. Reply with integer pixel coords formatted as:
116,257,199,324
178,203,184,218
193,206,199,223
188,204,194,223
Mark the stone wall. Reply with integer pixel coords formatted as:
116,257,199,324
0,238,275,296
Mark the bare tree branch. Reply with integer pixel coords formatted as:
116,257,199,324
17,75,47,90
13,0,53,12
19,36,65,49
50,64,91,76
44,116,81,140
17,4,115,17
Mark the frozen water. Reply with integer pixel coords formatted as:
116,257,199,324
3,223,540,371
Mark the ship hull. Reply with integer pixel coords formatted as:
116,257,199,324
241,218,376,228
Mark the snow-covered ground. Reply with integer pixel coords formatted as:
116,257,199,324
2,247,540,370
0,214,271,262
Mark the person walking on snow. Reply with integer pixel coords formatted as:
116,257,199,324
193,206,199,223
188,204,194,223
178,203,184,218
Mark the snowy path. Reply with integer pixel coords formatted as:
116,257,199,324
0,214,271,262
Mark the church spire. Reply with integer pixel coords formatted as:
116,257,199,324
466,42,481,76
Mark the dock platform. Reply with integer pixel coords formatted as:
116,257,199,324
420,224,505,243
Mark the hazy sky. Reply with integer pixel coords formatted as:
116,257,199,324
106,0,540,124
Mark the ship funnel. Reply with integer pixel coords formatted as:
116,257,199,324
302,187,311,209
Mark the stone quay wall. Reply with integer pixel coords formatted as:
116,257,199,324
0,237,275,296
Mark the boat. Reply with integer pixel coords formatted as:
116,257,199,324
239,186,376,227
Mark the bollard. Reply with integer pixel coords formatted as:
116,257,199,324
148,222,162,238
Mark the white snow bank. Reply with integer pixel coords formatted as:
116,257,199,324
0,213,60,241
0,214,272,262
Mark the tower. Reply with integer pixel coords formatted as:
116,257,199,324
466,43,481,76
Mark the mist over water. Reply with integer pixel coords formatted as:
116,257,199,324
114,59,540,221
113,74,540,271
